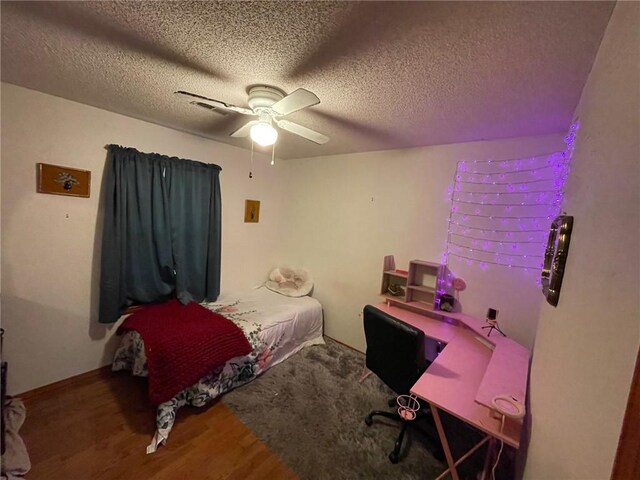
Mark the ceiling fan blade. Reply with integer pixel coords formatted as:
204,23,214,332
271,88,320,116
230,120,259,138
275,119,329,145
190,101,229,116
175,91,254,115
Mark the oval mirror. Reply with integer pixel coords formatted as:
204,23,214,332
541,215,574,306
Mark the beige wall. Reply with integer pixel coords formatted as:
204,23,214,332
526,3,640,479
1,83,289,394
281,133,564,352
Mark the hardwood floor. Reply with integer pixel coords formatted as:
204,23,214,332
19,368,298,480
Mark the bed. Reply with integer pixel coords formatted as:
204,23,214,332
112,286,324,453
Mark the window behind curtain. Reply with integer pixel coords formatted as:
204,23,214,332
99,145,221,324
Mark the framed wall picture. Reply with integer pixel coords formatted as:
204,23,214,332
244,199,260,223
37,163,91,198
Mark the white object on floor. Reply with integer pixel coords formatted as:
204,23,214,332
1,398,30,479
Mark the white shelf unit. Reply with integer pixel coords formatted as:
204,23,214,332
380,255,453,315
380,256,409,303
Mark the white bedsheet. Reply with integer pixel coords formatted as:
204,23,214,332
211,287,324,368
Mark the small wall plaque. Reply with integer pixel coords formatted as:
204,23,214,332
244,199,260,223
37,163,91,198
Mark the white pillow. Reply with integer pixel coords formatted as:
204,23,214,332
265,267,313,297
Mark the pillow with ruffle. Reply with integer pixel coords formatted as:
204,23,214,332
265,267,313,297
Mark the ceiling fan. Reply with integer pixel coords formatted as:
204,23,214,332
175,86,329,146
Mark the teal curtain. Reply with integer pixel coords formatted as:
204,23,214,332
99,145,221,324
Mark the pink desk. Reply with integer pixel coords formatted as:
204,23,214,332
374,303,530,480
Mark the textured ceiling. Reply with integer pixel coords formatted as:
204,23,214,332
1,1,614,159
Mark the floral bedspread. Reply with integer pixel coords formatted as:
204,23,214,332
112,299,282,454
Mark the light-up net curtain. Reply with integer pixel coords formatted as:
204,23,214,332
444,122,579,273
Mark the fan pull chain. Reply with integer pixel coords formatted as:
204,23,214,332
249,140,254,179
271,143,276,166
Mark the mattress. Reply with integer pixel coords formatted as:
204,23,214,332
112,286,324,453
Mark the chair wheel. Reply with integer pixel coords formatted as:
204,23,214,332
388,451,399,464
364,415,373,426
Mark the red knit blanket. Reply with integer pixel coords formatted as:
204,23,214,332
117,300,252,404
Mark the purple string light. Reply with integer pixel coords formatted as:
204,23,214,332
443,121,579,272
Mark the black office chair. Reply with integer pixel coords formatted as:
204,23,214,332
363,304,442,464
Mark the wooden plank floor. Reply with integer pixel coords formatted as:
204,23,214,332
19,369,298,480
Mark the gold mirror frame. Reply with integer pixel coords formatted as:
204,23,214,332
541,215,574,307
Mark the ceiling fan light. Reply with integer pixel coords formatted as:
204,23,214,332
250,122,278,146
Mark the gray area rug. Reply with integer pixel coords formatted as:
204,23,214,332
223,338,447,480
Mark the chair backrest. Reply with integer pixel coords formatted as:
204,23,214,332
363,305,429,395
